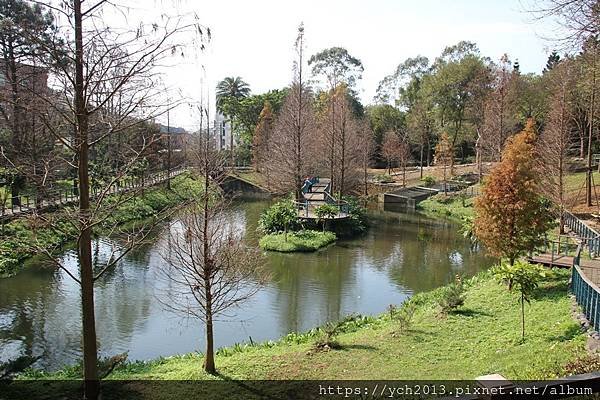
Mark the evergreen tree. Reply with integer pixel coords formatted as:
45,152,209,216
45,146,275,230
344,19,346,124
543,50,561,73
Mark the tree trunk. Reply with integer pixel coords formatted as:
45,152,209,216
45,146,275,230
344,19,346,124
230,117,235,169
521,292,525,341
75,2,99,399
419,142,424,179
587,56,596,207
203,287,216,374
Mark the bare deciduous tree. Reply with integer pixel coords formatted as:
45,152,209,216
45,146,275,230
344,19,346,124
267,24,316,197
13,2,209,399
161,128,266,374
537,59,576,232
317,85,363,195
357,119,375,197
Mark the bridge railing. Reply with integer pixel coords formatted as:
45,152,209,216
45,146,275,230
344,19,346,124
572,245,600,332
563,211,600,257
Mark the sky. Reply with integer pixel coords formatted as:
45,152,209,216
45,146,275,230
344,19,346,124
124,0,564,130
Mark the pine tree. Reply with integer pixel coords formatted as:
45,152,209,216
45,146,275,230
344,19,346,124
474,119,555,265
543,50,561,74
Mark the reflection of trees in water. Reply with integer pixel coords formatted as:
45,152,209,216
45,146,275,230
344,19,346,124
0,200,495,370
358,210,494,293
268,248,358,335
0,235,158,369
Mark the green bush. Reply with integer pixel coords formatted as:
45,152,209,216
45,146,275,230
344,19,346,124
422,176,436,187
437,275,465,314
258,198,301,234
259,230,336,252
332,196,367,238
389,300,417,333
375,174,394,183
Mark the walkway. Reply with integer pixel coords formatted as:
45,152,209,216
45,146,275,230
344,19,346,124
296,178,350,220
1,168,186,222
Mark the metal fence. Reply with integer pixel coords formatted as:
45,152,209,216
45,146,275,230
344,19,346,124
563,210,600,256
0,167,186,220
572,262,600,332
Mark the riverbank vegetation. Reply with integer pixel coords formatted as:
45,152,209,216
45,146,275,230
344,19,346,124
0,173,202,278
418,193,475,222
259,230,336,252
257,196,366,252
20,269,586,386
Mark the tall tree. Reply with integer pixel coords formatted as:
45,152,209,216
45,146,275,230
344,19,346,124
252,101,274,175
268,24,316,197
309,47,363,192
216,76,251,167
317,84,363,195
474,119,555,265
538,60,576,233
434,132,454,194
357,119,375,197
426,42,489,166
481,54,518,162
22,3,208,398
543,50,561,73
162,128,265,375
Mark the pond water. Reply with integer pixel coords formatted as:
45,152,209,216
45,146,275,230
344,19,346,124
0,200,493,371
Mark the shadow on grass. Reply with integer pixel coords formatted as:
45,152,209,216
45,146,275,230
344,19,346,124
337,343,378,352
531,276,570,301
546,323,583,343
451,308,493,318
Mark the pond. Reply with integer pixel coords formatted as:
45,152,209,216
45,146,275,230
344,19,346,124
0,200,493,371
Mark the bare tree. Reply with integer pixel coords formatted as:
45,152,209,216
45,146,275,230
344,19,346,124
397,137,412,187
538,59,576,232
357,119,375,197
481,55,516,163
531,0,600,48
161,128,266,374
12,2,209,399
381,130,400,175
435,132,454,195
267,24,316,197
317,84,363,195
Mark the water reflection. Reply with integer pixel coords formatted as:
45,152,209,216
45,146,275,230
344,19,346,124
0,200,493,370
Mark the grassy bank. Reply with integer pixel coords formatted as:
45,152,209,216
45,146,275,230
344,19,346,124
23,269,587,388
418,193,475,222
0,173,201,278
259,230,336,252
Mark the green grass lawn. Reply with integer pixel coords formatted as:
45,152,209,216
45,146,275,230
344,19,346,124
418,194,475,222
22,270,587,392
259,230,336,252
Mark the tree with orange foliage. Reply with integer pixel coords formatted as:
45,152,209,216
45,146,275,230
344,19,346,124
474,119,555,265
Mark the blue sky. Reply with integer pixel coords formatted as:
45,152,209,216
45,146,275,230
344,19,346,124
148,0,563,128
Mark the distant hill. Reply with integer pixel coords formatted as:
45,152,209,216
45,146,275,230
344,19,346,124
158,124,187,135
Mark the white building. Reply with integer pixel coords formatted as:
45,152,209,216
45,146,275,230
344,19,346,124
214,112,234,151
